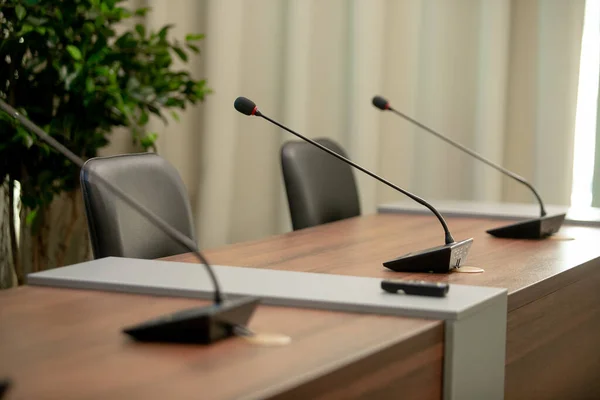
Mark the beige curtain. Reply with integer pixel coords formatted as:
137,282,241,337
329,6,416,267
106,0,584,249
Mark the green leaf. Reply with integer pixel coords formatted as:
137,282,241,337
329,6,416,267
25,209,38,226
16,127,34,148
172,47,187,62
165,98,185,107
0,4,213,224
135,24,145,38
95,66,111,76
83,22,95,35
140,132,158,149
185,33,205,42
134,7,151,16
95,15,106,27
87,48,108,64
39,143,51,156
118,8,133,19
16,24,34,36
86,77,95,93
185,43,200,53
66,45,82,61
148,106,167,124
29,207,45,235
158,25,173,40
115,32,137,48
15,5,26,20
138,110,149,125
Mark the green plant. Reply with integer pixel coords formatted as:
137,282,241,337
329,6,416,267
0,0,210,283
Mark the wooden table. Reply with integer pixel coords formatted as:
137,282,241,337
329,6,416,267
3,213,599,399
0,284,443,399
167,214,600,399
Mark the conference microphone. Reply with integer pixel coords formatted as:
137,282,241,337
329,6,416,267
0,99,260,345
372,95,566,239
234,96,473,273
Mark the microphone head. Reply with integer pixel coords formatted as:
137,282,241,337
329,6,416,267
234,97,260,116
372,96,390,111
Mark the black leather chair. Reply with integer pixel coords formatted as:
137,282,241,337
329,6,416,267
281,138,361,230
80,153,198,259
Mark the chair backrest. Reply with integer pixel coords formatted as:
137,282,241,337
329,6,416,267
281,138,361,230
80,153,197,259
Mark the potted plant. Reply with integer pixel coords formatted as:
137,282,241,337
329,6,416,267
0,0,210,288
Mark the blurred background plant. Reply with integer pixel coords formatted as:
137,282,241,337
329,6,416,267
0,0,210,288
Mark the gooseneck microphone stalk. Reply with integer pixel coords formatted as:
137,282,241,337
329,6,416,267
372,95,566,239
234,96,473,273
234,97,454,244
373,96,547,216
0,99,259,344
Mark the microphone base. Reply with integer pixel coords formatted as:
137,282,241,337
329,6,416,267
122,296,260,344
383,238,474,273
486,213,566,239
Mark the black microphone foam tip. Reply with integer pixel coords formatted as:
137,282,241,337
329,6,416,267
234,97,260,116
372,96,390,111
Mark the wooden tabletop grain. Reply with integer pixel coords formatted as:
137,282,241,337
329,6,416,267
164,213,600,398
0,286,443,400
4,213,600,399
166,213,600,311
